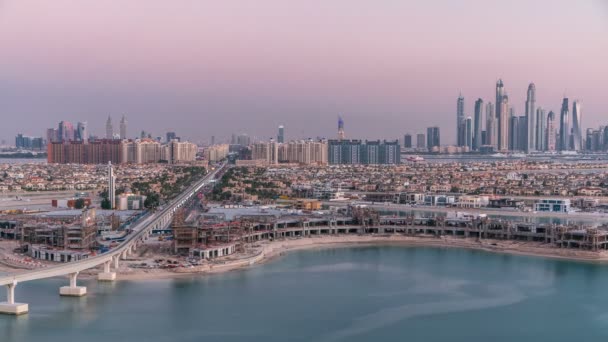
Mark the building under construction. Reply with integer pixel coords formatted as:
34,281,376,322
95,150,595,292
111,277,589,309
172,206,608,255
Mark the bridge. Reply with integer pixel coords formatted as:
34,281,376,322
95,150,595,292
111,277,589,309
0,163,226,315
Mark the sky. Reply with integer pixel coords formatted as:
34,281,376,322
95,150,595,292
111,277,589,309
1,0,607,145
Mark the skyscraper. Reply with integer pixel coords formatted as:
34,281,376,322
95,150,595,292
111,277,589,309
106,116,114,139
403,134,412,148
571,100,582,151
76,121,88,143
337,116,345,140
473,98,483,151
559,98,570,151
166,132,177,143
525,83,536,152
485,102,496,149
495,79,505,121
456,94,465,146
509,115,520,151
498,94,509,151
465,117,473,150
535,108,546,151
426,126,440,152
120,116,127,139
57,121,75,142
416,133,425,149
278,125,285,143
547,111,557,151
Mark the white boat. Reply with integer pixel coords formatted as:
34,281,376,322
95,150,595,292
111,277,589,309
406,155,424,162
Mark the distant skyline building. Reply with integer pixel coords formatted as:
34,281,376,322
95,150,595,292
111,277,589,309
166,131,177,143
525,83,536,152
473,98,483,151
498,93,509,151
465,117,472,150
509,115,520,151
572,100,582,151
426,126,440,152
328,139,400,165
120,115,127,139
547,111,557,151
277,125,285,143
536,108,546,151
559,98,570,151
76,121,88,143
485,101,496,149
106,116,113,140
337,116,345,140
57,121,75,143
416,133,425,149
456,94,465,146
403,134,412,148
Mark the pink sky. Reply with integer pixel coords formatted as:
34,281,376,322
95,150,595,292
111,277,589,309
0,0,607,144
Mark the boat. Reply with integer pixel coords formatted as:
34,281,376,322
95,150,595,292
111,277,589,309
406,155,424,162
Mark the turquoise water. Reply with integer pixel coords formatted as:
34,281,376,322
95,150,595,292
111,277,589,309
3,246,608,341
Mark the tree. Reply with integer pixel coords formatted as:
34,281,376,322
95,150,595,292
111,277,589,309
101,197,112,210
74,198,86,209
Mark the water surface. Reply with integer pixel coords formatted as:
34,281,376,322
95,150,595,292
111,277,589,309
2,246,608,342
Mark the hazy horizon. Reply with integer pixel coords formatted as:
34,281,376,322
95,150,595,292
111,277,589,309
1,0,607,145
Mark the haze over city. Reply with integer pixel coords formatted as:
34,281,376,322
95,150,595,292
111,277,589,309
1,0,607,143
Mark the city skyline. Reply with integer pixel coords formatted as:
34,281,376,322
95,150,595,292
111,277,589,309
1,1,607,144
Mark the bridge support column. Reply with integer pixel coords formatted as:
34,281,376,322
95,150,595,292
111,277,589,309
113,255,120,269
60,272,87,296
98,260,116,281
0,282,28,315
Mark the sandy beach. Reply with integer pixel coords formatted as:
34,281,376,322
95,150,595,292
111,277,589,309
3,235,608,280
112,235,608,281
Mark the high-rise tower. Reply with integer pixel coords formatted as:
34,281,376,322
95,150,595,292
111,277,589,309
473,98,483,151
485,102,496,148
498,94,509,151
337,116,345,140
465,117,473,150
559,98,570,151
535,108,546,151
525,83,536,152
120,115,127,139
106,116,114,139
572,101,582,151
456,94,465,146
547,111,557,151
76,121,88,143
277,125,285,143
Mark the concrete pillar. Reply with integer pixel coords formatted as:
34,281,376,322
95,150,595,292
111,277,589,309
60,272,87,296
98,260,117,281
7,283,14,304
113,255,120,269
0,282,28,315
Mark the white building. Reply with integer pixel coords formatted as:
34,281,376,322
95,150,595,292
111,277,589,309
534,198,571,213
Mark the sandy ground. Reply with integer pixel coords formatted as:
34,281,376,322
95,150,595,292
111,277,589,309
112,235,608,281
3,235,608,280
0,190,83,211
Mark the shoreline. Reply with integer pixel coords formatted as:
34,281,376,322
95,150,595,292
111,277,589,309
113,235,608,281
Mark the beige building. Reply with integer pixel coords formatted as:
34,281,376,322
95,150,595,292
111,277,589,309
121,139,162,164
252,141,279,165
162,140,198,163
279,140,327,165
204,144,229,162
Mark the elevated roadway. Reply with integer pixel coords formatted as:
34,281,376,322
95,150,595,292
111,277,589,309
0,163,226,314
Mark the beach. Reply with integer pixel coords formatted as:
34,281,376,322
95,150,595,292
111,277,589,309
111,235,608,281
